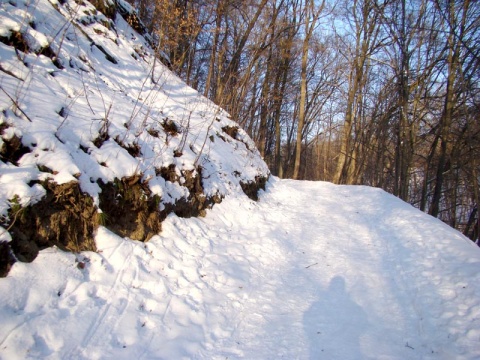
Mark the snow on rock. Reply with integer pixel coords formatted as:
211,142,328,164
0,0,269,262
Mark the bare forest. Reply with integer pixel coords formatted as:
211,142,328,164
124,0,480,241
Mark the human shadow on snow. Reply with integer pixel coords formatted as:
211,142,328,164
303,276,368,359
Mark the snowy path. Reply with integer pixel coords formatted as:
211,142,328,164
1,178,480,359
196,179,480,359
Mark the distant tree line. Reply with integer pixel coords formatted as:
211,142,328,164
124,0,480,242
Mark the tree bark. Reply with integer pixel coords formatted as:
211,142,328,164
293,0,323,179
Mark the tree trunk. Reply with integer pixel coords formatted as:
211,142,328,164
430,0,465,217
293,0,323,179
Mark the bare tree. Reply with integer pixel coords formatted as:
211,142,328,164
292,0,325,179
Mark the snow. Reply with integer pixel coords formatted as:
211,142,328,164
1,0,480,358
1,179,480,359
0,0,268,216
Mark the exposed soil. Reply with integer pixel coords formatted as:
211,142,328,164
0,129,30,165
114,137,141,157
0,165,265,277
0,242,15,277
89,0,116,20
221,126,238,139
98,175,162,242
147,128,160,138
0,31,28,53
158,165,222,218
7,181,98,263
0,0,268,278
93,127,110,148
162,119,179,136
240,175,268,201
93,43,118,64
157,164,178,182
221,126,252,150
0,30,63,69
115,0,149,37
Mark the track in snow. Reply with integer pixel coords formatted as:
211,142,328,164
1,178,480,359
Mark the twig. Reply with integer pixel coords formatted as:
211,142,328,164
194,105,220,167
0,65,24,81
405,342,414,350
0,86,32,122
305,262,318,269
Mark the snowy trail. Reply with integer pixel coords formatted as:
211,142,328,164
201,179,424,359
1,178,480,359
194,178,480,359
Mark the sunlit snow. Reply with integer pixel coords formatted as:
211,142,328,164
1,0,480,359
1,179,480,359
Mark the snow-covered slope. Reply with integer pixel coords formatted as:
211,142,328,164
0,0,269,266
1,179,480,359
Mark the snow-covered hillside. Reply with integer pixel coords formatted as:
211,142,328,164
0,0,268,270
1,179,480,359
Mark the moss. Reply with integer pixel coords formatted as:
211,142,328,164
97,211,108,226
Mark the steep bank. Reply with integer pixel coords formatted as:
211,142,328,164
0,0,269,273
